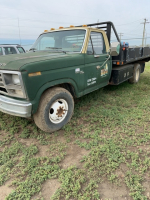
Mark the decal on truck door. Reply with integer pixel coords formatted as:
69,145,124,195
87,77,97,86
101,64,108,77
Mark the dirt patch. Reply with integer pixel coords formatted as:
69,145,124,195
98,163,131,200
115,170,125,178
41,179,60,200
135,127,144,134
35,145,50,157
0,179,13,200
143,180,150,199
0,131,8,143
31,179,60,200
19,138,38,146
61,143,89,169
119,163,129,174
0,135,4,141
98,181,132,200
54,130,66,142
137,144,150,151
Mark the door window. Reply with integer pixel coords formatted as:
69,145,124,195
87,32,106,55
0,48,3,55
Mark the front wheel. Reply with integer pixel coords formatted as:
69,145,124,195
128,63,141,84
33,87,74,133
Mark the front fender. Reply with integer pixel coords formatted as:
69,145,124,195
31,78,80,114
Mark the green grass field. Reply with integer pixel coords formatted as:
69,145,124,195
1,63,150,200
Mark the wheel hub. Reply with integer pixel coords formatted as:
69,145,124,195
56,106,65,117
49,99,68,124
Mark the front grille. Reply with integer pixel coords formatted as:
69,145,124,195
0,87,7,93
0,73,8,95
0,74,4,87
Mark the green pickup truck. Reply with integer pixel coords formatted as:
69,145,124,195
0,21,149,133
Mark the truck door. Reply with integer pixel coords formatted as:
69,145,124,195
84,31,111,95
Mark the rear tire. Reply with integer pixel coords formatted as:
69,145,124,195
33,87,74,133
128,63,141,84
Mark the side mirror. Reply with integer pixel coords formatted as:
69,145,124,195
110,42,120,56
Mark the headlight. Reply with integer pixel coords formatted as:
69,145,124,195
12,74,20,85
3,73,20,85
1,71,26,98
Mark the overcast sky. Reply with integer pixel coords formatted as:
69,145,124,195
0,0,150,47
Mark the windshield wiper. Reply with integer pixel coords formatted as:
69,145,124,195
45,47,66,54
46,47,61,49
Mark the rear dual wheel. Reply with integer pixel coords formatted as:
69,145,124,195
128,63,141,84
33,87,74,133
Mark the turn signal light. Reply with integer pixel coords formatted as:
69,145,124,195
44,30,48,32
82,25,87,27
50,28,55,30
117,62,120,65
28,72,41,77
70,25,74,27
59,26,64,29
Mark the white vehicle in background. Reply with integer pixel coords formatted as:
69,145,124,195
0,44,26,56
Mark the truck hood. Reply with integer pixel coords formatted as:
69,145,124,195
0,51,71,71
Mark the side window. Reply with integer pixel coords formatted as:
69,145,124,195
3,47,17,55
17,47,25,53
0,48,3,55
87,32,106,55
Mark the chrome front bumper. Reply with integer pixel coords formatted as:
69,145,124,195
0,95,32,118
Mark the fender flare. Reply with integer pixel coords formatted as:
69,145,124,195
31,78,79,114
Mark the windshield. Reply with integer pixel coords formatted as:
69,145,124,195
31,29,86,52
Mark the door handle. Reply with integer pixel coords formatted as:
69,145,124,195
80,71,84,74
94,55,100,58
96,66,101,69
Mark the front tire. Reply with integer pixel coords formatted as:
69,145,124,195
128,63,141,84
33,87,74,133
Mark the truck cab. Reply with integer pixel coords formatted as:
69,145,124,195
29,26,112,96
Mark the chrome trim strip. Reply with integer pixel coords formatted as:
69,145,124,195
0,95,32,118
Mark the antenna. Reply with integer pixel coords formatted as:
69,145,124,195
118,33,124,41
141,18,149,47
18,18,22,45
